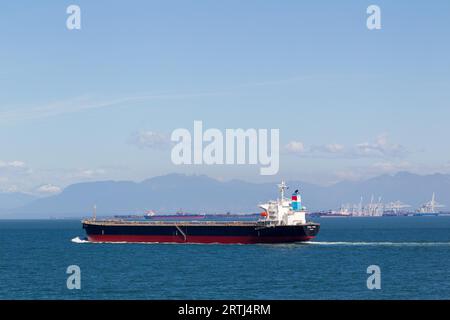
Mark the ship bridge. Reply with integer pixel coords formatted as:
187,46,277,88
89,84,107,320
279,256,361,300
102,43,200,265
259,181,307,226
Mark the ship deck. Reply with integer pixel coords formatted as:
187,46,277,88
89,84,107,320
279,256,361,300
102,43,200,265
82,219,260,227
82,219,319,227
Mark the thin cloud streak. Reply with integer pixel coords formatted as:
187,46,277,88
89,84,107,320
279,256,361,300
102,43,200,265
0,91,227,124
0,74,340,124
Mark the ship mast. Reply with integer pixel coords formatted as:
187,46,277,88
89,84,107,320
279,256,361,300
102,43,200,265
278,180,288,201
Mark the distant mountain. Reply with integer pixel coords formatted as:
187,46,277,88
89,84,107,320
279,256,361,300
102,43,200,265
4,172,450,218
0,192,36,211
6,174,272,218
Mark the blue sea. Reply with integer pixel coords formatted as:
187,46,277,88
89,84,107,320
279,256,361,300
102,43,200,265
1,217,450,300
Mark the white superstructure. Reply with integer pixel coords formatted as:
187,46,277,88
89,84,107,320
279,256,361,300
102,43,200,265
258,181,307,226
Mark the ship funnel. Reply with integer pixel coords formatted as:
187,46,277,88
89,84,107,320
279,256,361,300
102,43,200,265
291,190,302,211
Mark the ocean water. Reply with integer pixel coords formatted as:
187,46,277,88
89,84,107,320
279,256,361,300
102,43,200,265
1,217,450,300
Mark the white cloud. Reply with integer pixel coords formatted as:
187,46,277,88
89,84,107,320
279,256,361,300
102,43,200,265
0,161,30,193
285,141,347,157
2,185,19,193
333,161,413,182
285,141,305,153
284,134,407,159
36,184,62,195
0,160,26,169
324,143,345,153
310,143,346,155
371,161,412,173
333,170,364,182
0,164,122,195
71,169,107,179
355,134,406,158
129,131,171,149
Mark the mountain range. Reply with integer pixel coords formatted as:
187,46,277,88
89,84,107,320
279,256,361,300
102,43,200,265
0,192,36,211
1,172,449,218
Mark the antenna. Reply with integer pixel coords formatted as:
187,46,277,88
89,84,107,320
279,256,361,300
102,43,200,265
278,180,288,201
93,204,97,221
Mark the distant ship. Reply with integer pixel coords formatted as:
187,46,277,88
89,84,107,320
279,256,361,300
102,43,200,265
413,193,445,216
144,210,206,220
311,210,351,218
82,181,320,244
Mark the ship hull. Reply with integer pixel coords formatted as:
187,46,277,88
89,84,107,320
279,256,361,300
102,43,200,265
82,221,320,244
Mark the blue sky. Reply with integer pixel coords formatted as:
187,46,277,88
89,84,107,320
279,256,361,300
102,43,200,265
0,0,449,194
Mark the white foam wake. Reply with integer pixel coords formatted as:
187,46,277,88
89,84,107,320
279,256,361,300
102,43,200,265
305,241,450,247
71,236,90,243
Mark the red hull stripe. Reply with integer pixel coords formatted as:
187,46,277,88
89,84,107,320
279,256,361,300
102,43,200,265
87,235,315,244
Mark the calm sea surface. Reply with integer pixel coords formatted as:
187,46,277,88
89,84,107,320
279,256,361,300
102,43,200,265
1,217,450,299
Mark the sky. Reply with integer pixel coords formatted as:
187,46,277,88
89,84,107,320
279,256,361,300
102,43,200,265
0,0,450,195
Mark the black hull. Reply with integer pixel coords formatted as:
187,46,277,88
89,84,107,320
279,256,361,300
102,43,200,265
82,221,320,244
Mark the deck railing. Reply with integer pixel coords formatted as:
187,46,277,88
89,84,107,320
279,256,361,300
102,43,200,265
82,219,260,227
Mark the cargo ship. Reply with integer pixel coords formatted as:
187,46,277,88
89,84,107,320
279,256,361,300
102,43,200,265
413,193,445,216
82,181,320,244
